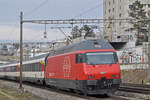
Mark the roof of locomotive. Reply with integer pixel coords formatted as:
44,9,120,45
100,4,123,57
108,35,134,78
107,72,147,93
49,39,114,56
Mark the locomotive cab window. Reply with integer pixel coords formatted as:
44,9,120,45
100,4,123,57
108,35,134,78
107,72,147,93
113,52,118,62
76,54,84,63
86,52,117,65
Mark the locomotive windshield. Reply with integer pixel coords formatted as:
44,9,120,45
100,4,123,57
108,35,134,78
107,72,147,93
86,52,118,65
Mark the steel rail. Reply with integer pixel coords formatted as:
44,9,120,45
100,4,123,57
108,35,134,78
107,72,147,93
119,83,150,94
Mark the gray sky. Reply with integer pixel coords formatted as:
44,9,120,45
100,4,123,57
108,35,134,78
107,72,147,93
0,0,103,41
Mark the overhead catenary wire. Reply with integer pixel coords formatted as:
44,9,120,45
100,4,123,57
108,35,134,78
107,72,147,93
73,1,103,18
0,0,49,41
24,0,49,17
0,22,19,40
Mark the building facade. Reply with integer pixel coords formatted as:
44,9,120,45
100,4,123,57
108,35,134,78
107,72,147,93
103,0,150,42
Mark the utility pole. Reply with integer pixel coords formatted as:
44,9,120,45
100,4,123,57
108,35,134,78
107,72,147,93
148,11,150,83
19,12,23,90
108,17,113,42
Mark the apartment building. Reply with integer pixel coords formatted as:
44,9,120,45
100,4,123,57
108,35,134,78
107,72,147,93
103,0,150,42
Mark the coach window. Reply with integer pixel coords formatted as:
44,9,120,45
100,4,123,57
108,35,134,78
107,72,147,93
36,63,39,71
23,65,25,71
25,64,27,72
10,66,13,72
26,64,28,71
0,68,3,72
24,65,26,71
31,64,33,71
33,63,35,71
32,63,35,72
12,66,14,72
12,66,15,72
32,64,34,71
38,63,40,71
35,63,37,71
34,63,36,71
38,63,41,71
7,67,9,72
34,63,36,72
39,63,41,71
22,65,24,72
36,63,38,71
113,52,118,62
6,68,8,72
29,64,31,71
15,66,17,72
27,64,29,71
31,64,32,71
26,65,28,72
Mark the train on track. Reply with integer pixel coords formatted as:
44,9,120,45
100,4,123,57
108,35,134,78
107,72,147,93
0,39,121,95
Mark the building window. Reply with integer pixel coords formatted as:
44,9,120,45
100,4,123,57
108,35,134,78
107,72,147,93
113,8,114,12
113,23,116,32
129,5,132,9
109,1,111,6
119,22,121,26
148,4,150,8
113,0,114,4
109,9,111,13
119,13,122,17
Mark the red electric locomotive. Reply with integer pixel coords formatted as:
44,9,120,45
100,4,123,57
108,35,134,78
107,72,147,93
44,39,121,95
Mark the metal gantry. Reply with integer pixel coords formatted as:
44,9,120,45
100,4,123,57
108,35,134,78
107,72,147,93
22,18,136,24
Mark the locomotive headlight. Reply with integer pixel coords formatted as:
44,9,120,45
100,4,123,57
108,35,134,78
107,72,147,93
88,75,95,79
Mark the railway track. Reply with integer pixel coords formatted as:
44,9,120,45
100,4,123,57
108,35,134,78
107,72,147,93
0,79,132,100
119,83,150,94
21,81,135,100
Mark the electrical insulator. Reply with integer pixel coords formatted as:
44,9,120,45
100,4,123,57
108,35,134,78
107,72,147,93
44,36,47,38
43,31,47,39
